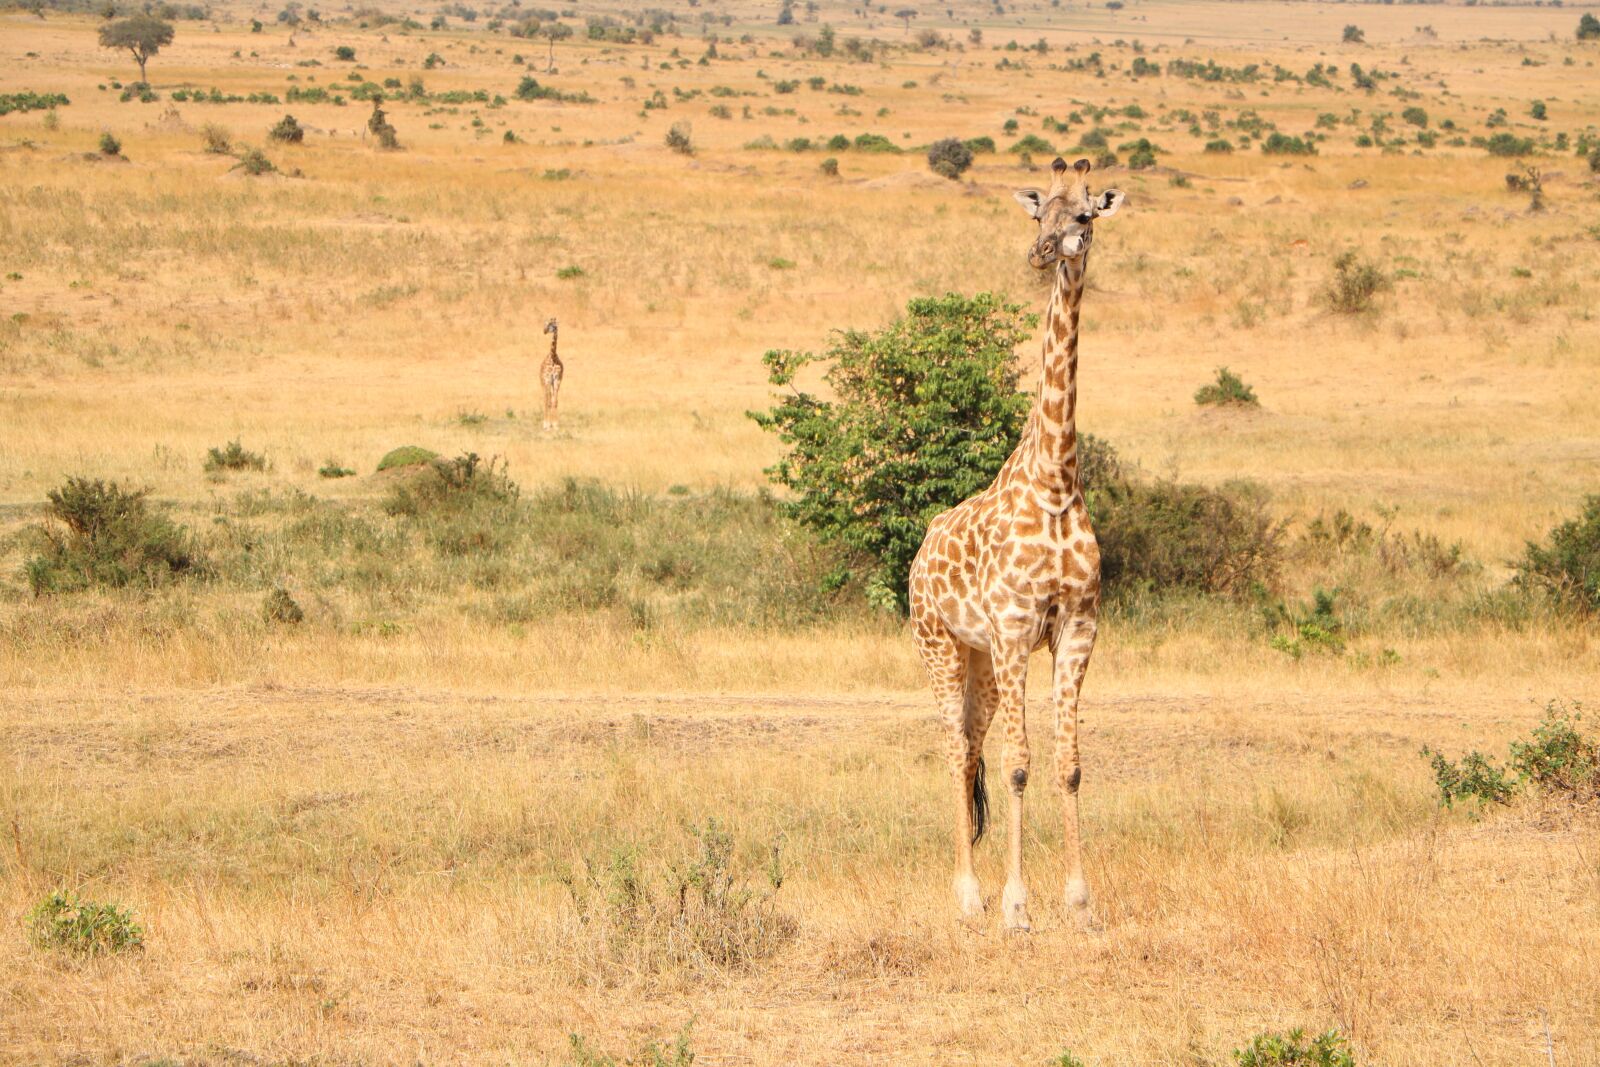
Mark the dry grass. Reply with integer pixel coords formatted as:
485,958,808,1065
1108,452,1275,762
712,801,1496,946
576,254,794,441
3,0,1600,1062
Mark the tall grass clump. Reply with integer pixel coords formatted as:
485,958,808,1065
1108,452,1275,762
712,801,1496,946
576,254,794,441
557,821,793,979
25,478,201,594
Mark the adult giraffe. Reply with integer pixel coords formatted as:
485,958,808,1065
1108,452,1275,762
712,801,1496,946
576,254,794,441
908,157,1124,932
540,317,564,431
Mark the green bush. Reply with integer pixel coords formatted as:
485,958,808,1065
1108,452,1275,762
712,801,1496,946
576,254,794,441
820,156,839,176
376,445,439,471
204,439,267,472
1235,1028,1355,1067
234,147,275,175
1423,701,1597,811
1515,495,1600,613
1323,251,1389,314
750,292,1035,611
1204,138,1234,153
1195,366,1259,407
1008,133,1054,155
29,892,144,955
98,131,122,156
25,478,201,594
1261,132,1316,156
318,459,356,478
1485,132,1534,157
926,136,973,179
665,121,693,155
334,45,356,60
268,113,304,143
1401,106,1428,128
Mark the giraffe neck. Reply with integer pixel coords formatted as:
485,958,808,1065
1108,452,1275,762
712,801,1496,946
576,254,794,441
547,331,559,362
1025,256,1086,505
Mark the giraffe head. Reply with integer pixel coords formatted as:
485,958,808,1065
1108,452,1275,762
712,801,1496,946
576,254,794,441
543,317,558,336
1012,157,1125,270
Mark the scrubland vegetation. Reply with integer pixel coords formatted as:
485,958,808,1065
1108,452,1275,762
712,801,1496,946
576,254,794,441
1,0,1598,1062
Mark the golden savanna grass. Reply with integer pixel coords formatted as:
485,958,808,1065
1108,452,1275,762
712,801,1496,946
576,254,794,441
2,0,1598,1062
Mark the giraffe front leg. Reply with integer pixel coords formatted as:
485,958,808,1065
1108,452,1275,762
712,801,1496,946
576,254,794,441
990,641,1032,933
1053,605,1098,930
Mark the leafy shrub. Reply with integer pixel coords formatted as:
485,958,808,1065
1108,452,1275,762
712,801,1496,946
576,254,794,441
665,121,693,155
376,444,439,471
1341,24,1364,44
1485,132,1534,157
1235,1028,1355,1067
1401,106,1428,128
1195,366,1259,407
200,122,231,153
0,91,70,116
368,100,400,150
25,478,200,594
268,113,304,143
1581,12,1600,40
29,893,144,955
318,459,356,478
204,439,267,472
852,132,899,153
558,820,792,976
1204,138,1234,153
1090,464,1282,600
963,136,996,154
1009,133,1054,155
1323,251,1389,314
820,156,839,176
333,45,356,60
1267,588,1346,659
1261,132,1316,156
1424,701,1597,811
98,131,122,156
1515,495,1600,613
234,147,276,175
262,586,304,624
926,136,973,179
384,452,517,516
750,293,1035,611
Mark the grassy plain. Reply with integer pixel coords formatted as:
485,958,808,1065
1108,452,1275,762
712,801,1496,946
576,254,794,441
1,0,1598,1062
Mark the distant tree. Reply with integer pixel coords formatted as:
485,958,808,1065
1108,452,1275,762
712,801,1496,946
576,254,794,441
97,16,175,82
1578,12,1600,40
539,22,572,72
777,0,794,25
1530,99,1547,121
895,7,917,33
926,136,972,179
1342,24,1364,44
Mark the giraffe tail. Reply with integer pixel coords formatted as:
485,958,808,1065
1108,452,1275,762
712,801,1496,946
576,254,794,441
970,755,988,845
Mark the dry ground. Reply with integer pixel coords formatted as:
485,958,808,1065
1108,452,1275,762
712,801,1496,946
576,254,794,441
3,683,1598,1065
2,0,1600,1062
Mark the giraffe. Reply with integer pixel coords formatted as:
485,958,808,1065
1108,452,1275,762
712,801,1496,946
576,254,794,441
540,317,564,431
907,157,1124,932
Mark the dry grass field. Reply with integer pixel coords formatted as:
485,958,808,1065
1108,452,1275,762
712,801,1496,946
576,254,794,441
2,0,1599,1062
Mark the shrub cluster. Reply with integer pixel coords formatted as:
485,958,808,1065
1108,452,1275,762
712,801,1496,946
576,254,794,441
1194,367,1259,407
1323,251,1389,314
926,136,973,179
1423,702,1597,811
25,478,201,594
1516,495,1600,613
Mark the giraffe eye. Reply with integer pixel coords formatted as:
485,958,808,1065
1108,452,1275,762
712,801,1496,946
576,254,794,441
1075,213,1092,224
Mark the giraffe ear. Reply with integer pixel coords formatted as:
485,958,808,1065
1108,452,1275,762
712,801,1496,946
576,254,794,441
1013,188,1046,219
1094,189,1126,219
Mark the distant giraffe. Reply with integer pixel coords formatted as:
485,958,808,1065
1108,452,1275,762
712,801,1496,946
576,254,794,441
540,317,564,431
908,157,1124,932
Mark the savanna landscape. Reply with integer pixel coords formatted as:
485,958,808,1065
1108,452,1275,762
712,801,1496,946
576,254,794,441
2,0,1599,1062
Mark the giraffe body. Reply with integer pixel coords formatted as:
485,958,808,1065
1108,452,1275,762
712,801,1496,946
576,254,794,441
908,158,1124,932
540,317,564,431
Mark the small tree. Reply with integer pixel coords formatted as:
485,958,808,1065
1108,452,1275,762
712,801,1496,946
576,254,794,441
1341,24,1364,44
1578,12,1600,40
540,21,572,72
97,15,175,82
926,136,973,180
749,292,1035,611
665,121,693,155
895,7,917,32
368,98,399,149
333,44,356,60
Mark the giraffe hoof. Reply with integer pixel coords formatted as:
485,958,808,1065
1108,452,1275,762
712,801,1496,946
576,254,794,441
1001,882,1030,932
954,875,984,919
